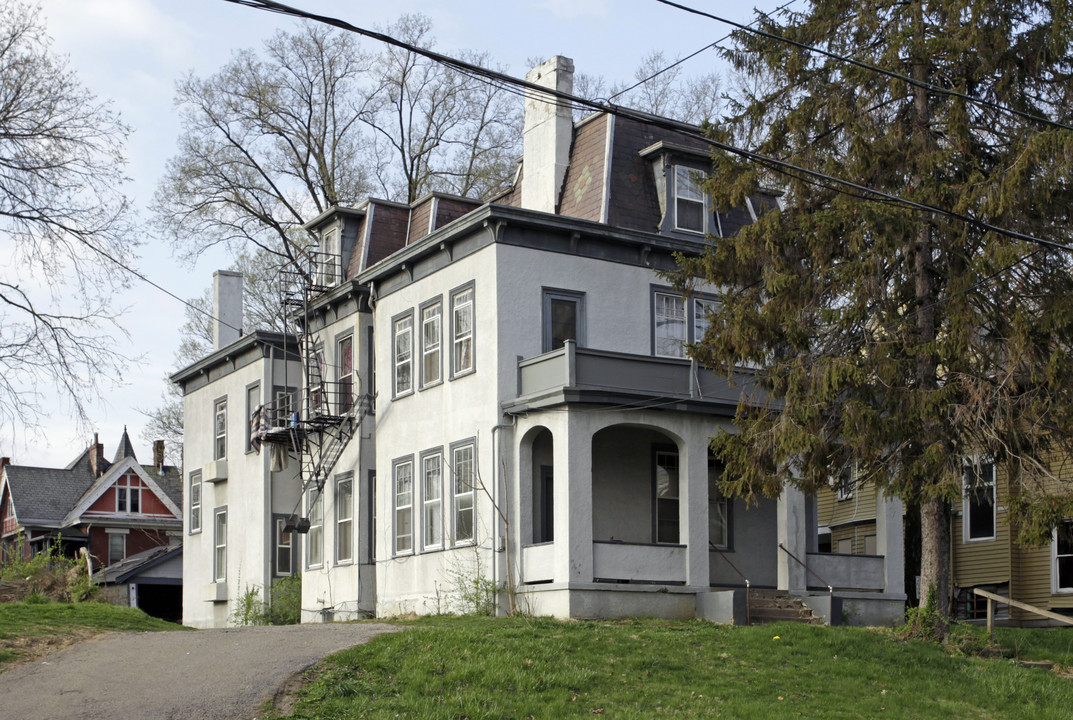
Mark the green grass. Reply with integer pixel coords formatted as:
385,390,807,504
0,600,186,665
275,616,1073,719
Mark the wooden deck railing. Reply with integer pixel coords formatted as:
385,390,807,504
972,587,1073,642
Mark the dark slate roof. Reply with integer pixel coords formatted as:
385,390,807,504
93,544,182,585
113,427,137,463
148,464,184,508
3,464,95,527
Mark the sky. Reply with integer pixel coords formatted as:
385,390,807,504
5,0,778,467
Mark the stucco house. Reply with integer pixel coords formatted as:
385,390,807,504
0,429,182,569
175,56,906,627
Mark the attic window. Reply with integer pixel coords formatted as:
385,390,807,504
317,228,341,287
674,166,705,233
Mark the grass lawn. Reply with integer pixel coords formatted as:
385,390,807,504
0,600,185,665
274,616,1073,719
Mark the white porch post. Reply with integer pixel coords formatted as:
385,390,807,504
681,434,709,588
552,412,593,584
875,488,905,594
777,482,807,592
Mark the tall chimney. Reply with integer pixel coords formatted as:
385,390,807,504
213,270,243,350
521,56,574,214
89,433,105,478
153,440,165,471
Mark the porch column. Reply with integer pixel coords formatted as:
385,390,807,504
681,434,709,588
875,488,905,595
777,482,807,592
552,412,593,584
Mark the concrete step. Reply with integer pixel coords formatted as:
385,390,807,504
745,589,824,625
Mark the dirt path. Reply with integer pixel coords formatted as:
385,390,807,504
0,622,399,720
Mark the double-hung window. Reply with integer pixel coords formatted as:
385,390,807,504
963,459,996,541
708,459,730,550
336,475,353,563
674,166,706,233
393,314,413,397
394,459,414,553
318,228,340,287
189,471,202,534
452,442,475,543
422,452,443,550
1054,521,1073,593
214,398,227,460
694,297,718,347
654,293,686,358
108,532,126,565
835,466,854,502
214,507,227,582
421,301,442,387
451,286,474,377
275,517,293,576
655,450,680,543
337,335,354,413
307,489,324,568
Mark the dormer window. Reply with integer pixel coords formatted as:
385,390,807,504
317,228,341,287
674,166,706,233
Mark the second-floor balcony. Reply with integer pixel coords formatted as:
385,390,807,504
504,341,764,416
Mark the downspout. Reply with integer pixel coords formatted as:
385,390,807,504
491,419,516,615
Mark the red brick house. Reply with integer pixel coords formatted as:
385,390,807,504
0,429,182,567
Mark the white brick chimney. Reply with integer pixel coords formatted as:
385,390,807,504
521,56,574,214
213,269,242,350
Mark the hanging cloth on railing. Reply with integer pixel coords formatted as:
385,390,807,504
250,405,268,454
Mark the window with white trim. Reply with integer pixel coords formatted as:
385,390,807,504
214,398,227,460
423,452,442,550
694,297,718,347
674,165,705,232
393,314,413,397
542,289,585,352
307,489,324,568
834,466,854,502
1054,521,1073,593
654,293,686,358
336,475,353,563
108,532,126,565
317,228,340,286
655,449,680,543
116,475,140,513
189,471,202,534
213,508,227,582
394,459,414,553
337,335,354,414
421,301,442,387
452,442,475,543
963,459,996,541
452,287,474,376
275,517,293,576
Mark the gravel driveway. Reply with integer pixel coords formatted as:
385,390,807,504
0,622,399,720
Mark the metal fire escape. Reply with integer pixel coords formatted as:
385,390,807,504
259,248,372,506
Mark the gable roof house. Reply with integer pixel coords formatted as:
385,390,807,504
176,56,906,627
0,429,182,571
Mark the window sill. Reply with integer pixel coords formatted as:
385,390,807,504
419,379,444,391
450,369,476,381
964,536,997,544
392,390,415,401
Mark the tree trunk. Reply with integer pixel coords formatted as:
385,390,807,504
919,496,951,632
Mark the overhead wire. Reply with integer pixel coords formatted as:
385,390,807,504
220,0,1073,258
653,0,1073,135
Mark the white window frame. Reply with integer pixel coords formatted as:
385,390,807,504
653,292,686,358
274,517,293,576
1053,520,1073,594
214,398,227,460
107,530,126,565
674,165,706,233
693,297,718,347
213,507,227,582
336,475,354,564
337,334,354,414
451,441,475,544
420,299,442,388
306,489,324,568
451,285,475,378
962,457,996,543
394,458,414,554
393,313,413,398
422,451,443,551
188,471,202,535
834,465,854,502
318,227,341,287
116,475,140,513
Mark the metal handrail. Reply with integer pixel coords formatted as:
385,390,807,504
778,542,834,598
711,541,751,625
